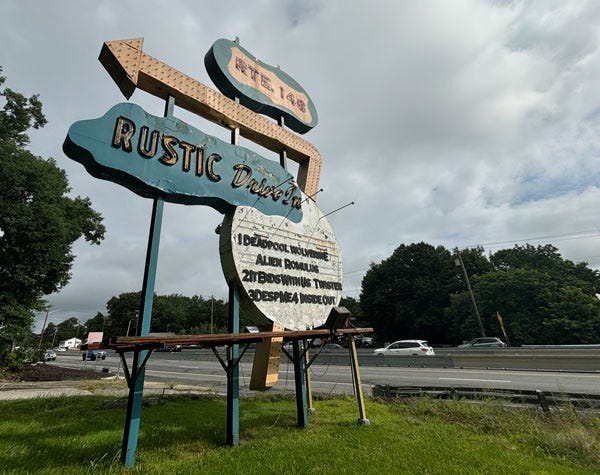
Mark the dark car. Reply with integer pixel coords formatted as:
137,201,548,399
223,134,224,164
156,345,182,352
458,337,507,348
82,350,106,360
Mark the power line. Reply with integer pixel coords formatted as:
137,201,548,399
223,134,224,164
346,230,600,278
467,229,600,249
344,268,369,275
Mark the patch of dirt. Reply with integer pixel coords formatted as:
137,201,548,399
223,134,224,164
2,364,113,382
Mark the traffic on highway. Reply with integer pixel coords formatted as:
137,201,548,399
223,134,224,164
48,346,600,397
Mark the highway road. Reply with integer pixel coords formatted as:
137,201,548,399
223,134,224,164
50,350,600,397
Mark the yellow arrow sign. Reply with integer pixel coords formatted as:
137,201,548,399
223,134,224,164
99,38,322,197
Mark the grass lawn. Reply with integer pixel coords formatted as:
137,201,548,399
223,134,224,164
1,393,599,474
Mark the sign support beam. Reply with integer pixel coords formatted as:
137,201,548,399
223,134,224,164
304,340,315,415
348,334,370,426
226,102,241,447
292,339,309,427
120,95,172,467
226,280,240,446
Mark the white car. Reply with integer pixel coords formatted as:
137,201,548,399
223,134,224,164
373,340,435,356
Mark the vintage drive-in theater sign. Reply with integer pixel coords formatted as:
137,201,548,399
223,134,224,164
64,36,342,333
64,36,340,330
62,37,357,468
63,102,303,221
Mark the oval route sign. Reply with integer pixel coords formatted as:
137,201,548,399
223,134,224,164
205,38,318,134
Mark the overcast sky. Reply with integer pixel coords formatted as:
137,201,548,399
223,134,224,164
3,1,600,331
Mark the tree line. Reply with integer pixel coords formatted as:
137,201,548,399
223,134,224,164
44,241,600,348
360,242,600,346
28,247,600,351
39,293,233,347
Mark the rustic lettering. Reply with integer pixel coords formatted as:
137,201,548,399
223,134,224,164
112,116,135,152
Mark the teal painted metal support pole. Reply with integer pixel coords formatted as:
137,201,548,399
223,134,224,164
139,196,164,336
121,349,142,466
121,195,164,467
121,95,172,467
226,98,241,448
227,281,240,446
279,114,308,424
292,339,309,427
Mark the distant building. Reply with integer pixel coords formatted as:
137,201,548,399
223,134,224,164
58,338,81,350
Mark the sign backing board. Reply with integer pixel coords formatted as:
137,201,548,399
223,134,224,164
219,193,343,330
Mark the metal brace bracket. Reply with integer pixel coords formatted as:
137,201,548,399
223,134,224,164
210,342,252,375
116,344,161,388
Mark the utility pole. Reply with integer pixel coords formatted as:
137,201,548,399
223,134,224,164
455,250,486,337
37,310,50,350
210,296,214,334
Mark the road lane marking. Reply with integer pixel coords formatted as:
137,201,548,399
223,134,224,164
439,377,512,383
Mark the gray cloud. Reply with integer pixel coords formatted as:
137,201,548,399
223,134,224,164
2,1,598,329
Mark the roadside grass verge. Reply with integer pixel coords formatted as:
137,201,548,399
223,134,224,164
0,394,599,474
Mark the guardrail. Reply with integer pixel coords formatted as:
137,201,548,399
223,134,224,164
446,348,600,372
350,354,453,368
110,346,600,372
312,348,600,371
372,385,600,410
